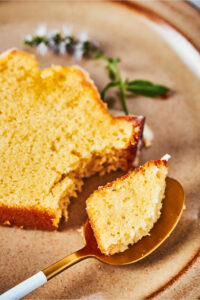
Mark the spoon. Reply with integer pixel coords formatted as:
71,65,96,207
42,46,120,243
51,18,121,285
0,177,185,300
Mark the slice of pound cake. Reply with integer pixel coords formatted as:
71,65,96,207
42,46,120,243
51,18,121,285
86,155,170,255
0,49,144,230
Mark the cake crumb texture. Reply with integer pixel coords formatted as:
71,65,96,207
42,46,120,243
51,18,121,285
0,49,144,230
86,159,168,255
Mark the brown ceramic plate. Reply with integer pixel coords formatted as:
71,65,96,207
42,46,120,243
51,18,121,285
0,1,200,299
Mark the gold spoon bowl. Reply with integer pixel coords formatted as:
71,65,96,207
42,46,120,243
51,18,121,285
0,177,185,299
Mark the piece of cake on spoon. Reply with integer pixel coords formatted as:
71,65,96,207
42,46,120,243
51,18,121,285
86,155,170,255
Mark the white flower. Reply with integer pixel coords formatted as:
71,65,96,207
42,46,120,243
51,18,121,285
74,49,83,61
48,38,56,47
62,25,73,37
64,37,71,45
48,39,59,52
59,41,67,55
35,24,47,37
47,29,59,39
74,42,84,61
36,42,48,56
78,31,88,43
24,34,33,42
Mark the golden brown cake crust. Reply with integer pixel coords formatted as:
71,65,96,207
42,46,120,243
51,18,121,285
116,116,145,170
0,206,56,231
97,159,168,191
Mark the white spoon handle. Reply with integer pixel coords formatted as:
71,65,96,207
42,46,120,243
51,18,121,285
0,271,47,300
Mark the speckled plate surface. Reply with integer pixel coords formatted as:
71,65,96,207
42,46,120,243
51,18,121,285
0,1,200,299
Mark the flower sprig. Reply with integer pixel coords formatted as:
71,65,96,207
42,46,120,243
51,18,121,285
24,25,170,115
24,24,99,60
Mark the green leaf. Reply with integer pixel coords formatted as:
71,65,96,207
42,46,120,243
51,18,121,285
68,36,75,45
126,80,170,97
101,81,120,100
83,41,91,56
54,33,62,44
24,40,34,46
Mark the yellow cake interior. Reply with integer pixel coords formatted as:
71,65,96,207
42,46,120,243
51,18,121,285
0,50,142,227
86,159,168,255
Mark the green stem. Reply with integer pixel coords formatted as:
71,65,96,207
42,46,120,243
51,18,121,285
115,65,129,115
